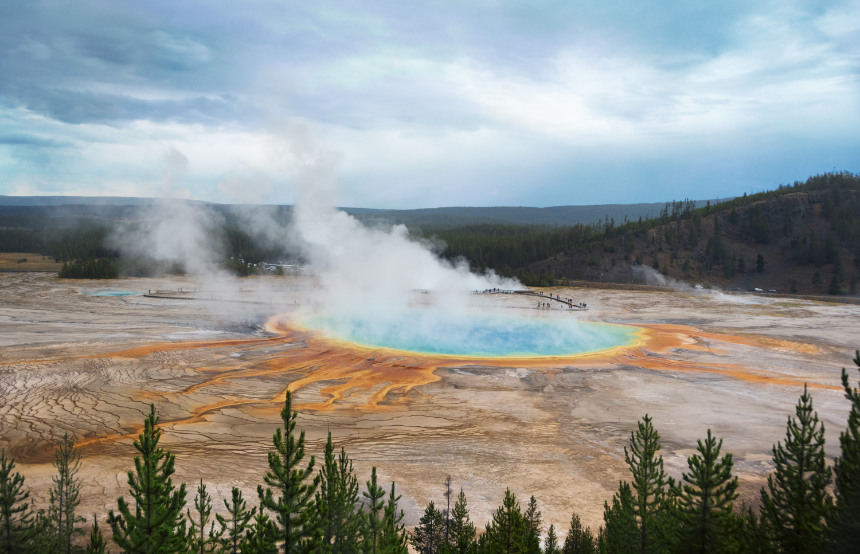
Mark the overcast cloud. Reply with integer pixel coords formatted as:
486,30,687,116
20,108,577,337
0,0,857,207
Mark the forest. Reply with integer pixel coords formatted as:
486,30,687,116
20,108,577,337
0,172,857,292
2,352,859,553
429,172,860,292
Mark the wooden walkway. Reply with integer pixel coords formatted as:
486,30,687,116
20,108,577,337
142,288,587,310
476,289,588,310
142,291,271,306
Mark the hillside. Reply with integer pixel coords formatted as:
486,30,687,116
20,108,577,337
0,196,723,229
1,173,857,294
435,172,860,295
345,201,722,229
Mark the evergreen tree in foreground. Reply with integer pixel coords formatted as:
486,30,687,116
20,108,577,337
379,483,408,554
48,433,84,554
544,524,560,554
600,482,637,554
523,496,542,554
624,414,671,553
187,478,218,553
410,501,445,554
448,489,476,554
828,350,860,551
84,516,107,554
483,488,527,553
362,467,386,554
760,384,832,553
246,508,277,553
561,510,595,554
0,449,38,553
316,432,361,553
673,429,738,553
216,487,254,554
722,504,768,553
258,391,320,554
107,404,188,553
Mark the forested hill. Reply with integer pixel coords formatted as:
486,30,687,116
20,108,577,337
432,172,860,295
344,201,721,229
1,173,857,294
0,196,721,229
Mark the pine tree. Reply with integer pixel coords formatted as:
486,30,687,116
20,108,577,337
84,516,107,554
107,404,189,553
316,432,338,554
828,350,860,551
673,429,738,553
721,504,768,554
316,433,361,553
543,524,560,554
447,489,476,554
0,449,38,553
187,479,218,553
410,501,445,554
246,509,278,553
379,483,408,554
624,415,670,553
48,433,85,554
216,487,254,554
362,467,386,554
28,510,54,553
601,482,637,554
257,391,319,553
476,531,487,554
483,488,526,553
561,511,595,554
760,384,832,553
523,496,542,554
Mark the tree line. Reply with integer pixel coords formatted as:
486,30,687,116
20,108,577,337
0,223,293,279
2,172,857,286
3,352,860,553
429,172,860,290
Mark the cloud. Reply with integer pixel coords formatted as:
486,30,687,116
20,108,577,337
0,0,857,206
0,133,69,148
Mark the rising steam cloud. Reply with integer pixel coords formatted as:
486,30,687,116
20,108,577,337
285,125,521,326
109,130,522,339
291,181,520,318
631,265,767,305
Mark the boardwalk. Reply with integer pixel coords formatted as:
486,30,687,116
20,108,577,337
142,287,587,310
476,288,587,310
142,290,271,306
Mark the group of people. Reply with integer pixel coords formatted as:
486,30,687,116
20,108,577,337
535,291,587,309
475,288,588,310
536,301,585,310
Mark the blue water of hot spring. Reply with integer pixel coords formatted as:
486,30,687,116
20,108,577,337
81,289,142,297
303,312,639,357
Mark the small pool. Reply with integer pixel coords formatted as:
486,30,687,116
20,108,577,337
302,311,640,357
81,289,142,297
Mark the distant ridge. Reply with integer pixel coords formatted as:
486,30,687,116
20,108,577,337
0,195,161,206
0,195,729,228
344,201,727,228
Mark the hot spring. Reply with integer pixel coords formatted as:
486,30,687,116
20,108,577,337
81,289,142,297
301,311,640,357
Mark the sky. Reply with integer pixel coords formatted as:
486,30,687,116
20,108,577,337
0,0,858,208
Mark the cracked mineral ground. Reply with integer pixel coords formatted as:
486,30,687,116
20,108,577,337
1,272,858,533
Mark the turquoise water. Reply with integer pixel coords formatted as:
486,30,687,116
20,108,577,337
303,312,639,357
81,289,141,297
